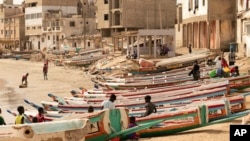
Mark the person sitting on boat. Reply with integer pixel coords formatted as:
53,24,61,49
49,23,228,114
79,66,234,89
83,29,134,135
32,117,38,123
88,106,94,113
101,94,116,110
230,66,240,77
144,95,157,117
0,108,6,125
188,60,200,80
35,107,45,122
21,73,29,85
127,116,139,140
15,106,25,124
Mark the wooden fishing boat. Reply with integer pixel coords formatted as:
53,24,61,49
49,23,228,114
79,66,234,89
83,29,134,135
122,104,250,139
63,81,229,103
3,107,164,141
40,87,228,112
0,119,90,141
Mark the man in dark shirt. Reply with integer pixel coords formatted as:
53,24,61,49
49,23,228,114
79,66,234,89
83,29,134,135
144,95,157,117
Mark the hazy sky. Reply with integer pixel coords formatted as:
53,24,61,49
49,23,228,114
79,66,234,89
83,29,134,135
0,0,23,4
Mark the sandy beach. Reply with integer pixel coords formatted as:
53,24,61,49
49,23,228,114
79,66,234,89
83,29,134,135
0,58,249,141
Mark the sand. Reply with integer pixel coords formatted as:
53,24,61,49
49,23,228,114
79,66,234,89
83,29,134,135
0,57,249,141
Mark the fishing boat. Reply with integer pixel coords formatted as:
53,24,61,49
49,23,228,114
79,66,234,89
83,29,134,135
0,119,90,141
40,86,228,113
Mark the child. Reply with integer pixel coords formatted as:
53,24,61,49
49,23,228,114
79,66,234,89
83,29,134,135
88,106,94,113
15,106,24,124
35,107,45,122
128,116,139,140
0,108,6,125
144,95,157,117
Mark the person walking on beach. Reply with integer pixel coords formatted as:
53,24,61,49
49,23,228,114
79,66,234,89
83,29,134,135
188,44,192,54
43,64,48,80
144,95,157,117
101,94,116,110
15,106,24,124
0,108,6,125
21,73,29,85
189,60,200,80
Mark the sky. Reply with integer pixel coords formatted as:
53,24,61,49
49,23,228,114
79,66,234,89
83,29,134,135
0,0,23,4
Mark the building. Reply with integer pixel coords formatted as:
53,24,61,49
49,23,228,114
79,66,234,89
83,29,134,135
236,0,250,57
95,0,176,37
0,0,25,50
25,0,97,50
176,0,236,50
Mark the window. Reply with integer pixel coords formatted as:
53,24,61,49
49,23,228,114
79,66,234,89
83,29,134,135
195,0,198,9
32,26,36,29
61,35,64,39
203,0,205,6
37,13,42,18
104,0,108,4
189,0,193,11
104,14,109,20
1,30,3,34
38,26,41,29
69,21,75,27
26,27,30,30
48,36,50,40
41,38,44,42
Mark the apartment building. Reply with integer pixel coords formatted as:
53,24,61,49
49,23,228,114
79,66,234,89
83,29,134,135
25,0,97,50
236,0,250,57
0,0,25,49
176,0,236,50
95,0,176,37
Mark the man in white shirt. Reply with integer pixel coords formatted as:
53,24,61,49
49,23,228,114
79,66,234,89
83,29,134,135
101,94,116,110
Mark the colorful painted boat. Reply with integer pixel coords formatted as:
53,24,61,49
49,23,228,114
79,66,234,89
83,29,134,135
41,87,228,112
0,119,90,141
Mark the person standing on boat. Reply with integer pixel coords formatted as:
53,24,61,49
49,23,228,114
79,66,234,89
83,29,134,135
15,106,25,124
35,107,45,122
189,60,200,80
101,94,116,110
0,108,6,125
144,95,157,117
43,63,48,80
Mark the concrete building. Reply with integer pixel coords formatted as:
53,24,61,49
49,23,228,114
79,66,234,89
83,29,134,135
25,0,97,50
0,0,25,49
236,0,250,57
95,0,176,37
176,0,236,50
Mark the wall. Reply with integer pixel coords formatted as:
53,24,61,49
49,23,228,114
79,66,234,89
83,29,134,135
182,0,208,20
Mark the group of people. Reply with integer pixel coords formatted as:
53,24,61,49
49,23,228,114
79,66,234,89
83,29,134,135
188,51,239,80
101,94,157,140
0,106,46,125
20,59,49,86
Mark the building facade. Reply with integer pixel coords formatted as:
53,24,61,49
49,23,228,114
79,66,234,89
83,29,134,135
95,0,176,37
176,0,236,50
236,0,250,57
25,0,97,50
0,0,25,49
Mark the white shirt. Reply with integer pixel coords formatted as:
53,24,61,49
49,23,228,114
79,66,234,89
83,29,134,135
101,100,115,110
